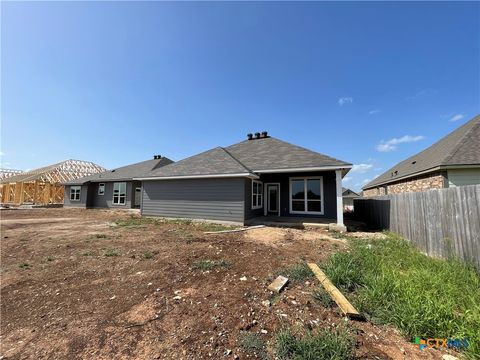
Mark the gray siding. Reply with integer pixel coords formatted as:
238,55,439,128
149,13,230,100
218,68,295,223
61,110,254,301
89,181,135,209
142,178,245,223
447,168,480,187
244,171,338,220
63,185,89,208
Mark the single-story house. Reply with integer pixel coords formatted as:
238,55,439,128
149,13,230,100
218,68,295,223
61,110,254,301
342,187,360,211
63,156,173,209
135,132,352,226
363,114,480,196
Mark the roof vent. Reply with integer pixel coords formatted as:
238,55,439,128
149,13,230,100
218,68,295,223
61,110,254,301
153,155,162,159
261,131,268,138
247,133,253,140
255,132,261,139
411,161,416,164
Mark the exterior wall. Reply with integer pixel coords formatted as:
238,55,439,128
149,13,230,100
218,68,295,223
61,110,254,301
363,171,447,197
447,168,480,187
141,178,245,223
88,181,135,209
244,171,338,220
63,184,89,207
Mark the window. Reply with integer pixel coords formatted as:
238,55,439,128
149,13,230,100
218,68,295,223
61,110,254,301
98,183,105,196
113,182,126,205
70,186,81,201
251,180,263,209
289,177,323,214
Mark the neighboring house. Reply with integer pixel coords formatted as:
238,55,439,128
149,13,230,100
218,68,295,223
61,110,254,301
136,132,352,226
342,187,360,211
63,156,173,209
363,115,480,196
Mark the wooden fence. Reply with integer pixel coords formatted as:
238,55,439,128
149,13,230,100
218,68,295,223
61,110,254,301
354,184,480,269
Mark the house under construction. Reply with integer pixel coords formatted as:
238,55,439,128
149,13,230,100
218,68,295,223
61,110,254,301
0,159,105,206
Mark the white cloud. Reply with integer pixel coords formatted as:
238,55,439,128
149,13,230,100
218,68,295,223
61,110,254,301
449,113,465,122
406,88,438,101
376,135,425,152
369,109,381,115
0,151,4,156
351,163,374,173
338,97,353,106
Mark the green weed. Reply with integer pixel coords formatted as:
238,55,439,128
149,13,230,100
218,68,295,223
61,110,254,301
104,249,120,257
280,263,314,284
239,332,270,360
192,259,231,271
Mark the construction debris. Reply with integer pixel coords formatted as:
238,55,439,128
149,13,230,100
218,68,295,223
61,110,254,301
307,263,363,320
267,275,289,293
204,225,265,234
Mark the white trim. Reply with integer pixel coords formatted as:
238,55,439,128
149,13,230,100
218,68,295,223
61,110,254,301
112,182,127,206
335,170,344,226
289,176,324,215
264,183,281,216
254,165,352,174
251,180,263,210
135,173,259,181
98,183,105,196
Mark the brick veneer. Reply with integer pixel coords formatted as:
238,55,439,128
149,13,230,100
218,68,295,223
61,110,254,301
363,172,446,197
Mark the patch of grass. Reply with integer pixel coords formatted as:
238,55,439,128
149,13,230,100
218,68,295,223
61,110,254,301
239,332,270,360
195,222,236,232
322,233,480,358
18,263,31,269
104,249,120,257
46,256,55,262
83,251,95,256
280,263,314,284
311,287,335,308
142,251,154,259
114,215,161,227
192,259,232,271
95,234,108,239
275,326,355,360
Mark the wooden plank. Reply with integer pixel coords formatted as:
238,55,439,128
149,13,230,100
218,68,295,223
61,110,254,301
307,263,363,320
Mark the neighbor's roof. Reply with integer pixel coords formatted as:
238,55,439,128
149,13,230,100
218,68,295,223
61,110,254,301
64,157,173,185
342,187,360,198
363,114,480,189
0,160,106,185
138,136,351,180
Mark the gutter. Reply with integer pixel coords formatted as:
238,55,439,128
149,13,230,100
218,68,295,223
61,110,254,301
134,172,260,181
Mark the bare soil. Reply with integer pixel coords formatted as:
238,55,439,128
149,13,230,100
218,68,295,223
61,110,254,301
1,208,446,359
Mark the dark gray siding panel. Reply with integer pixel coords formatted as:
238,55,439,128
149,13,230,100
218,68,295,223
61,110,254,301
244,171,338,220
89,181,134,209
63,185,89,208
142,178,245,223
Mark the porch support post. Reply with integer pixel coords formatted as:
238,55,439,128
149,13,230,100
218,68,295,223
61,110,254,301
335,170,344,227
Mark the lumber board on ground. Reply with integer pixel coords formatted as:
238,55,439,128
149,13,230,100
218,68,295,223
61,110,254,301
307,263,363,320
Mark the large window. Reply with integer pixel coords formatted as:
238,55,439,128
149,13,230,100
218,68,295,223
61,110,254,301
290,177,323,214
113,182,126,205
70,186,81,202
98,183,105,196
252,180,263,209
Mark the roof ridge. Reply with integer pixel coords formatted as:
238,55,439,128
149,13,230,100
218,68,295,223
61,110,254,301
443,116,480,165
220,147,253,173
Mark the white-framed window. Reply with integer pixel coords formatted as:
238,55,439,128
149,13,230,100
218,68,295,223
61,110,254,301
70,186,81,202
98,183,105,196
113,182,126,205
252,180,263,209
289,177,324,215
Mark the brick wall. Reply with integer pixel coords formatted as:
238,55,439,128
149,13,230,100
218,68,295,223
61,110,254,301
363,172,446,197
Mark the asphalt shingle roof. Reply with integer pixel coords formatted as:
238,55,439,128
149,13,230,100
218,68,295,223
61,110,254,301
364,114,480,189
141,137,351,179
64,157,173,185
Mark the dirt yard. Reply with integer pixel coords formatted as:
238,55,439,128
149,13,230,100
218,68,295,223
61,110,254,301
1,208,445,359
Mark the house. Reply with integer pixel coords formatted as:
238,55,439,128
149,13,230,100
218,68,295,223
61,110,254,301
363,115,480,196
342,187,360,211
63,156,173,209
136,132,352,227
1,160,105,206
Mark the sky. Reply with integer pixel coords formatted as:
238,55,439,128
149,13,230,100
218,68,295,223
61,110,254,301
1,1,479,191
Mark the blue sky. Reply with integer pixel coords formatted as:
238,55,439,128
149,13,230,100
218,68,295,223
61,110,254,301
1,1,479,191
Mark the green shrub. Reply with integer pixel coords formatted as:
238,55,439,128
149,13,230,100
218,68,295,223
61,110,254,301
321,233,480,359
18,263,31,269
104,249,120,257
142,251,154,259
275,326,355,360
